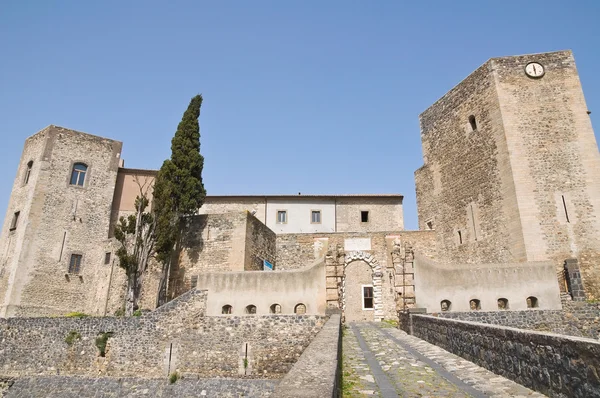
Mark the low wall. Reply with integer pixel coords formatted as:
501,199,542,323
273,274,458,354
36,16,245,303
196,259,326,316
274,314,342,397
0,289,328,379
414,254,562,311
410,314,600,398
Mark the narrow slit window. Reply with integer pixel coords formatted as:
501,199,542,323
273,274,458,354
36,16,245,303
104,252,111,264
562,195,570,223
457,230,463,245
9,211,20,231
68,254,83,274
469,115,477,131
70,163,88,186
362,285,374,309
361,211,369,223
277,210,287,224
24,161,33,184
311,210,321,224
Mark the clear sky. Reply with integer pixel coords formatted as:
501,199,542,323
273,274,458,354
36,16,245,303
1,1,599,230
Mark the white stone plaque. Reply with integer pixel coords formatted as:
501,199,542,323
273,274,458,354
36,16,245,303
344,238,371,251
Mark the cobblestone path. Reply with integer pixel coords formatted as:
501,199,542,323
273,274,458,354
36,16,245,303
342,322,546,397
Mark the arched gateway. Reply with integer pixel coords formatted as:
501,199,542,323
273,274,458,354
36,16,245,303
342,251,384,322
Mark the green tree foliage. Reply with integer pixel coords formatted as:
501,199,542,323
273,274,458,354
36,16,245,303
155,95,206,305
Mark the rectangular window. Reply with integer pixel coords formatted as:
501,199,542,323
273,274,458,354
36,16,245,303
68,254,83,274
9,211,20,231
104,252,111,265
277,210,287,224
311,210,321,224
361,211,369,223
362,285,374,309
190,275,198,289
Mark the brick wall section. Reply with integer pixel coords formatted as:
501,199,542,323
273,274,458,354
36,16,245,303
0,289,327,379
0,126,122,317
245,213,276,271
409,314,600,398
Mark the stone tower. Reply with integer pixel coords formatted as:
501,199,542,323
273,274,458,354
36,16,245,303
415,50,600,299
0,126,123,317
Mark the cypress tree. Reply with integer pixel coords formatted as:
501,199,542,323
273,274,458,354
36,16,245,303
155,95,206,304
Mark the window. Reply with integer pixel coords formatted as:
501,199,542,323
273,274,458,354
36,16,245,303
190,275,198,289
361,211,369,223
294,303,306,314
440,300,451,311
469,115,477,131
104,252,111,264
469,299,481,311
68,254,83,274
526,296,539,308
70,163,88,186
9,211,20,231
311,210,321,224
497,298,509,310
457,230,463,245
24,161,33,185
276,210,287,224
426,220,434,230
222,305,233,314
245,305,257,314
362,285,374,309
561,195,570,223
270,304,282,314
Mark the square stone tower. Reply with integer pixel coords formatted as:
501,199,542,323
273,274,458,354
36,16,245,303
0,126,123,316
415,50,600,299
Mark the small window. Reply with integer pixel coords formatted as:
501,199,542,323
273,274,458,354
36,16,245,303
426,220,434,230
245,305,257,314
222,305,233,314
311,210,321,224
190,275,198,289
362,286,374,309
9,211,20,231
469,299,481,311
526,296,539,308
276,210,287,224
497,298,509,310
457,230,463,245
361,211,369,223
440,300,451,312
70,163,88,186
68,254,83,274
24,161,33,185
294,303,306,314
270,304,282,314
104,252,111,264
469,115,477,131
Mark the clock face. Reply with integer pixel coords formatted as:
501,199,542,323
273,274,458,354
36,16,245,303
525,62,545,78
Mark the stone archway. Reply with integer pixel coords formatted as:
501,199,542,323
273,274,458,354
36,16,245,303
342,251,383,322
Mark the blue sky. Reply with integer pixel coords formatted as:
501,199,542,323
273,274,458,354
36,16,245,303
1,1,599,230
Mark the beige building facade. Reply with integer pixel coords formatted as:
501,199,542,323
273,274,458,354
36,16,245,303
0,50,597,321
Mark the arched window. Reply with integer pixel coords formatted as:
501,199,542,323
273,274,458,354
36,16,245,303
294,303,306,315
497,298,509,310
245,305,257,314
70,163,88,186
468,115,477,131
526,296,539,308
24,161,33,184
469,299,481,311
270,304,281,314
222,305,232,314
440,300,451,312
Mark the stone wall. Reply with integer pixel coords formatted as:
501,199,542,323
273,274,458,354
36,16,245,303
170,212,276,298
414,254,562,312
274,314,341,397
0,289,327,380
335,197,404,233
435,298,600,339
408,314,600,398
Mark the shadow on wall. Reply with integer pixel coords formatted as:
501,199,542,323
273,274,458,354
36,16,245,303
414,254,562,312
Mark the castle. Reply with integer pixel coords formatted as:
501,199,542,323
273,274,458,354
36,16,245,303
1,49,599,322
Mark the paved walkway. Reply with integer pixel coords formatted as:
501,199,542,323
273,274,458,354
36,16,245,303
342,322,546,397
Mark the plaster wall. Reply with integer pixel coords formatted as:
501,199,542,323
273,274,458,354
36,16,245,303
265,198,336,233
195,259,326,316
414,254,562,312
